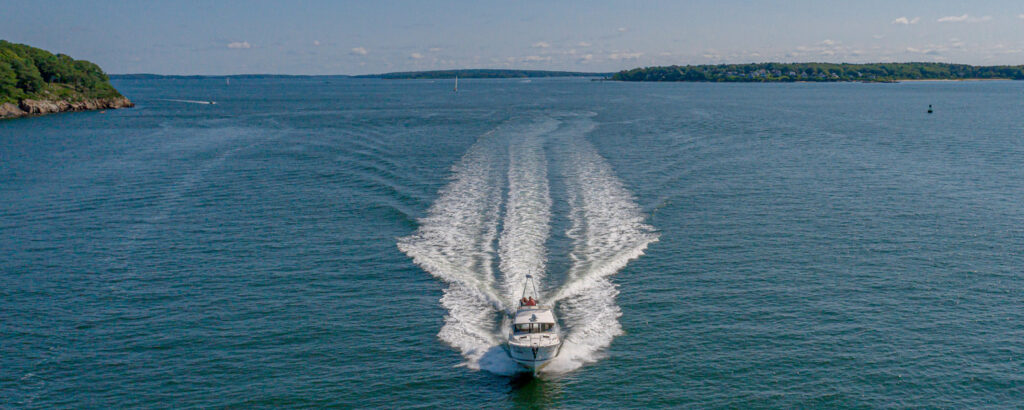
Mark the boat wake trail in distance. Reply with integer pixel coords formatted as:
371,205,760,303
155,98,217,105
397,113,658,375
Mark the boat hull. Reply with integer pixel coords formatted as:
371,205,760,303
508,343,560,372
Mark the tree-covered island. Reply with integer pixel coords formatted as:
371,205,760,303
612,62,1024,82
1,40,132,119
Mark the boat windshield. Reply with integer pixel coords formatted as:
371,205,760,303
514,323,554,333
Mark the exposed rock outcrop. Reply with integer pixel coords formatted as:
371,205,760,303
0,102,26,118
1,97,133,120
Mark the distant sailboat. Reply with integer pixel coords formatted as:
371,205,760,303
454,75,458,92
226,77,230,86
927,104,933,114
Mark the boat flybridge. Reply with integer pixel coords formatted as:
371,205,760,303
507,274,562,373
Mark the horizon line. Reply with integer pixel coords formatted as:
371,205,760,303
108,61,1024,77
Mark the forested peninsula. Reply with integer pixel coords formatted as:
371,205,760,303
1,40,132,120
612,62,1024,82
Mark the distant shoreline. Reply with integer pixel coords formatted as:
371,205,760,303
612,62,1024,83
110,70,613,80
355,69,611,79
896,78,1014,82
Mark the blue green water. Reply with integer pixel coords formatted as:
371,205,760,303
2,78,1023,407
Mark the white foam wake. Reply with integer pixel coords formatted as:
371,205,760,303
398,118,557,374
399,114,656,375
498,127,553,302
396,128,506,369
546,115,659,373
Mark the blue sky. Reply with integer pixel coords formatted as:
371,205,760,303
2,0,1024,75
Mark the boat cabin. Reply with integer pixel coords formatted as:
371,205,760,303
512,308,556,334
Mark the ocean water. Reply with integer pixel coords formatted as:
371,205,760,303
2,77,1023,408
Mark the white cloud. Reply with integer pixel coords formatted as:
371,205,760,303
521,55,551,62
907,47,942,55
821,39,836,46
532,41,551,48
608,52,643,60
227,41,251,49
350,47,368,55
937,14,991,23
938,14,968,22
429,47,442,52
577,41,591,47
891,16,920,25
617,27,628,32
313,40,321,46
873,34,885,40
409,52,423,59
1019,14,1024,19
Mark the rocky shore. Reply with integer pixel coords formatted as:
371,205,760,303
0,97,134,120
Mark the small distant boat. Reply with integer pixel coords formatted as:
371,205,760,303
507,275,561,374
927,104,933,114
453,75,458,92
226,77,230,86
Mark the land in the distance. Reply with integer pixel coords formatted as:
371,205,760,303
612,62,1024,82
109,74,351,80
354,69,611,79
1,40,132,119
110,70,610,80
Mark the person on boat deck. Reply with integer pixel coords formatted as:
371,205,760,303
521,297,529,306
526,297,536,306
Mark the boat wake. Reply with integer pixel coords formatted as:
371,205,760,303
155,98,217,105
397,113,657,375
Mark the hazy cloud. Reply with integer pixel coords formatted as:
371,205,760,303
409,52,423,59
532,41,551,48
429,47,442,52
608,52,643,60
313,40,321,46
577,41,591,47
350,47,368,55
907,47,942,55
891,16,920,25
938,14,969,22
522,55,552,62
938,14,991,23
227,41,251,49
617,27,628,33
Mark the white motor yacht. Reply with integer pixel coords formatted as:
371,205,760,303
507,275,562,373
